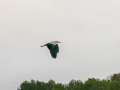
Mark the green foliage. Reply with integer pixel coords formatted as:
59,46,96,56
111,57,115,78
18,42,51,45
110,73,120,81
66,79,83,90
18,73,120,90
18,79,48,90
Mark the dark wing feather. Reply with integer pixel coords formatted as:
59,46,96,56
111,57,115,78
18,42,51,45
46,44,53,50
52,44,59,53
47,43,57,58
50,50,57,58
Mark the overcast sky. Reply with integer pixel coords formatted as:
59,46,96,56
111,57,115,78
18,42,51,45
0,0,120,90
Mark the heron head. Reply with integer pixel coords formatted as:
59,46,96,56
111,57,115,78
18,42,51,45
56,41,61,43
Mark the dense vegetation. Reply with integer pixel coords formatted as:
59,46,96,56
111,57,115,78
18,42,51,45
18,73,120,90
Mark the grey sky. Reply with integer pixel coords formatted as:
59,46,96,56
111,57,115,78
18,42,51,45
0,0,120,90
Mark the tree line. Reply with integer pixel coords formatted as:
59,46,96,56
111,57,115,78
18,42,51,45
18,73,120,90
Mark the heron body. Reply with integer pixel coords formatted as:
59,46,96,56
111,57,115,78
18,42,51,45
40,41,61,58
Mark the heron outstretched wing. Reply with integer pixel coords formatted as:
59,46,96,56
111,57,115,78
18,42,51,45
53,44,59,53
50,50,57,58
47,44,53,50
47,44,57,58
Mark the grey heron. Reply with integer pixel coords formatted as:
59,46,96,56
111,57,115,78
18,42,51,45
40,41,61,58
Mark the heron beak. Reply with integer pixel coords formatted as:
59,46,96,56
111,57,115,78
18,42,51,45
58,42,61,43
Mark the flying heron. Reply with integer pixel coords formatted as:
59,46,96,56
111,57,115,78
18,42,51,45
40,41,61,58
